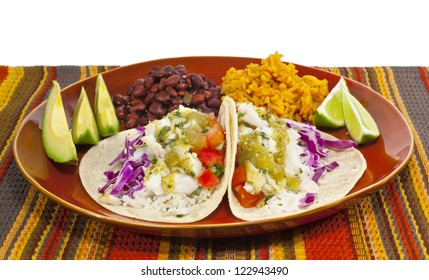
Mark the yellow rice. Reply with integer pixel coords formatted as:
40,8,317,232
221,52,329,122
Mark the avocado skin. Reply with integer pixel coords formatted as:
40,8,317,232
42,81,78,165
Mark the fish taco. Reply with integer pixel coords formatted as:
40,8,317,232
225,98,366,221
79,99,234,223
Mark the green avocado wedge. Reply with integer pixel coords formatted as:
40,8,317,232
71,87,100,145
42,81,78,165
94,74,119,137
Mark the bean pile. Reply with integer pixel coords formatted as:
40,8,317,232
112,65,222,130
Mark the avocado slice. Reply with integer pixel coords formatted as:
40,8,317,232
94,74,119,137
71,87,100,145
42,81,77,164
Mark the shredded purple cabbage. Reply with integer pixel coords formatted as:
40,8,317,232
98,127,150,199
299,192,317,208
286,119,356,183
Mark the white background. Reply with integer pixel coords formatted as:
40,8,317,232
1,0,428,67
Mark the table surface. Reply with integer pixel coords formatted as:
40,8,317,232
0,64,428,260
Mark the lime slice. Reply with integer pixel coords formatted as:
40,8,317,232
314,78,346,128
342,83,380,144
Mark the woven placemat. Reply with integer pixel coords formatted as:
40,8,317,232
0,65,428,259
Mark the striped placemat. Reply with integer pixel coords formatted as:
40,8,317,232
0,65,428,260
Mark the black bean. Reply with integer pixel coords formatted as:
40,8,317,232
171,96,184,105
126,118,137,129
112,94,124,106
190,74,204,88
131,85,147,98
129,103,146,113
191,93,204,106
203,90,213,100
165,86,178,97
155,91,170,103
144,77,155,90
197,103,212,114
207,98,221,108
175,82,188,91
149,66,165,78
115,107,127,120
165,75,181,87
168,104,179,112
144,91,155,103
134,78,145,88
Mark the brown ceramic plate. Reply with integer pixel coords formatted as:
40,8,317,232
13,56,413,238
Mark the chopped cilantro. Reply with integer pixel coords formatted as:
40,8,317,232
191,187,202,196
209,162,225,178
157,126,171,143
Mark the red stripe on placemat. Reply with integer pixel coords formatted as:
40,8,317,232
303,211,357,259
385,181,423,259
0,65,8,83
418,67,429,95
106,229,161,260
351,67,365,84
39,208,72,259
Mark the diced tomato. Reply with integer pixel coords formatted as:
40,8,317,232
205,122,225,148
233,184,264,208
231,165,246,187
197,147,224,168
198,169,221,188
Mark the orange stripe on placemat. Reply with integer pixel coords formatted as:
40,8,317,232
418,66,429,94
303,210,357,259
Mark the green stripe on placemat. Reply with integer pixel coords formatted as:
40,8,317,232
0,65,428,260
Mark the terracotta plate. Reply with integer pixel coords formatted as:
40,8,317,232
13,57,414,238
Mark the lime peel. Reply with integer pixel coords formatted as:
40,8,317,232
314,77,380,144
314,78,345,128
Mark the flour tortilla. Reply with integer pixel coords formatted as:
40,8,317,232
224,98,367,221
79,100,234,223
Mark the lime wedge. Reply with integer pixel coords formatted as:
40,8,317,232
314,78,346,128
342,83,380,144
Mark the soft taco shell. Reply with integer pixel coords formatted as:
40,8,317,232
224,97,367,221
79,100,234,223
